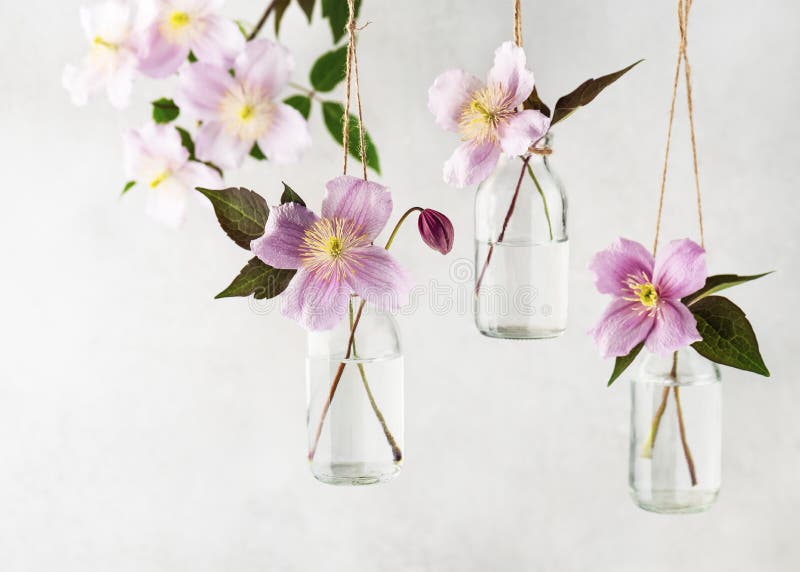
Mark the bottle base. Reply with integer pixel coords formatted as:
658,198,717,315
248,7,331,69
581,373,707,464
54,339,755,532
630,488,719,514
477,325,566,340
311,462,401,486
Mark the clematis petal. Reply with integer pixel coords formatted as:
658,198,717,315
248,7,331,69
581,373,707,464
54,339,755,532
588,238,655,297
487,41,535,108
281,268,351,331
645,300,701,356
194,120,251,170
62,62,104,107
251,203,319,270
80,2,132,44
123,123,188,183
256,103,312,164
233,39,293,98
443,140,501,188
146,177,189,228
346,246,413,311
137,25,189,78
174,160,223,191
105,52,138,109
589,298,656,358
175,62,235,119
498,109,550,156
653,238,707,300
322,176,392,242
427,69,483,132
190,15,245,68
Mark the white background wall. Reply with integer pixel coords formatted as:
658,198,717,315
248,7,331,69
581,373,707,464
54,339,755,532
2,0,799,570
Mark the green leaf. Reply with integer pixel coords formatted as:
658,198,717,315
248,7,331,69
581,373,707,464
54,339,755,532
187,51,197,63
607,342,643,387
690,296,770,376
249,143,267,161
321,0,361,43
524,86,551,118
175,126,195,159
297,0,316,22
216,257,296,300
196,187,269,250
121,181,136,195
234,20,248,38
284,94,312,119
321,100,380,174
310,46,348,92
274,0,291,36
152,98,180,124
551,59,643,125
280,181,306,206
684,272,773,306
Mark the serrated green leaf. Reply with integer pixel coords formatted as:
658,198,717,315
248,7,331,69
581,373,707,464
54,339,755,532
216,257,296,300
297,0,315,21
175,126,195,159
321,100,380,174
607,342,643,387
280,182,306,206
121,180,136,195
321,0,361,43
310,46,348,92
524,86,551,118
274,0,291,36
684,272,773,306
690,296,770,376
284,94,311,119
196,187,269,250
152,98,180,124
551,59,643,125
249,143,267,161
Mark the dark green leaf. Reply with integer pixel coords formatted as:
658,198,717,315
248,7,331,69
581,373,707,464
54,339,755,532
691,296,770,376
175,126,195,159
684,272,773,306
524,86,551,118
280,182,306,206
297,0,316,22
284,94,312,119
249,143,267,161
274,0,291,36
196,187,269,250
608,342,643,387
216,257,296,300
321,0,361,43
121,181,136,195
187,51,197,63
310,46,348,92
551,59,643,125
152,98,180,123
321,100,380,174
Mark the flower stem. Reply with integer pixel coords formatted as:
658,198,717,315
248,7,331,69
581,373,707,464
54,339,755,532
474,155,530,295
384,207,422,250
525,162,554,241
289,82,317,99
673,385,698,486
248,0,278,40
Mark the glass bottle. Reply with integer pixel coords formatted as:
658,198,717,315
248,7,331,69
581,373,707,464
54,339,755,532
306,297,404,485
629,348,722,513
474,134,568,339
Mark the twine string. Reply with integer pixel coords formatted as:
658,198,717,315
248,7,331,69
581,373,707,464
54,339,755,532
653,0,704,255
514,0,523,47
342,0,368,180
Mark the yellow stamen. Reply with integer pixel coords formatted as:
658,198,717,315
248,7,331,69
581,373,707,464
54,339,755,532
301,218,369,279
93,36,117,50
149,171,169,188
459,84,515,144
631,282,659,307
168,11,191,30
239,104,254,121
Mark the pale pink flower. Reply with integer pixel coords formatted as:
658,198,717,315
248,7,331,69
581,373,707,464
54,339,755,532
138,0,244,78
174,39,311,170
63,1,152,109
123,123,222,227
428,41,550,188
589,238,707,358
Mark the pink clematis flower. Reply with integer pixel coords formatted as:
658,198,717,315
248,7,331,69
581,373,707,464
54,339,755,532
63,1,152,109
175,39,311,170
428,41,550,188
589,238,707,358
138,0,244,78
251,176,413,331
123,123,222,227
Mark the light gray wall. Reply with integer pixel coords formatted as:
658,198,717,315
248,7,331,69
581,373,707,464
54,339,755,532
1,0,798,570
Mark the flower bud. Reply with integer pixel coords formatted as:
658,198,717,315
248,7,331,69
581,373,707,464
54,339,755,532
417,208,454,255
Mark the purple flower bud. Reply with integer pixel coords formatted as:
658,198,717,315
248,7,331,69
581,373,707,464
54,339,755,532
418,208,454,255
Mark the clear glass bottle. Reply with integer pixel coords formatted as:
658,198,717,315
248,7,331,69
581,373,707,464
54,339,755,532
629,348,722,513
474,134,568,339
306,298,404,485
